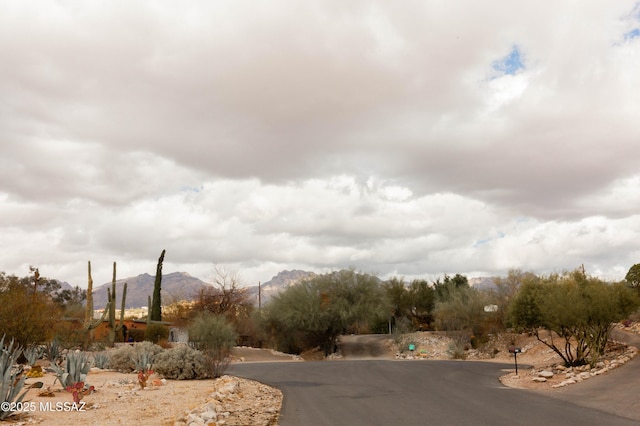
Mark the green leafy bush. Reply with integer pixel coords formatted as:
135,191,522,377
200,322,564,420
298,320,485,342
0,336,28,420
145,323,170,343
153,345,207,380
188,312,237,378
127,328,145,342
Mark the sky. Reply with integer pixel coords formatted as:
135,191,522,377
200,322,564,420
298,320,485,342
1,1,640,289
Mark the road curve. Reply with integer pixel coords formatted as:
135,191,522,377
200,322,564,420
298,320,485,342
542,329,640,422
228,360,638,426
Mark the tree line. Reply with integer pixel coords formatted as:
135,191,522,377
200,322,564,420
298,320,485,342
2,263,640,368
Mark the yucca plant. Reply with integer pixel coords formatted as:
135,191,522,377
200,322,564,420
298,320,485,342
52,351,92,390
0,335,28,420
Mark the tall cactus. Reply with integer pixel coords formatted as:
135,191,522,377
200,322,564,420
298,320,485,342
107,262,127,346
150,249,165,322
84,261,108,337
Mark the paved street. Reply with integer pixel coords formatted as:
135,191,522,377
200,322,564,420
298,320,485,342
229,359,638,426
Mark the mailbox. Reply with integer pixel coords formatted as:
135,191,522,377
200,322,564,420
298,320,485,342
508,346,522,374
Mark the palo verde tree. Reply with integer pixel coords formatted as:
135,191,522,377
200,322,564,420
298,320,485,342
150,249,165,322
508,269,640,367
433,282,492,348
433,273,469,303
264,269,387,356
625,263,640,293
384,278,434,331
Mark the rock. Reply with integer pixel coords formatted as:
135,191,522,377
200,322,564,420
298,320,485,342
577,372,591,380
538,371,554,378
532,377,547,382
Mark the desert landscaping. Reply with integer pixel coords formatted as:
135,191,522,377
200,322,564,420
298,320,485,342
3,324,639,426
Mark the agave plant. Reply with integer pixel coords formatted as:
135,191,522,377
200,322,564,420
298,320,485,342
132,351,154,373
52,351,92,390
92,351,110,369
23,345,44,366
0,335,28,420
43,340,65,364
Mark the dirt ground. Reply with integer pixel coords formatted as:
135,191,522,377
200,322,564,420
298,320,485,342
2,348,297,426
2,332,636,425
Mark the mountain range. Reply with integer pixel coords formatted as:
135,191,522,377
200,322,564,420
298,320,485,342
88,270,497,309
90,270,317,309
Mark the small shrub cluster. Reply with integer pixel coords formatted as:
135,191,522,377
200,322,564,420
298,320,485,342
127,328,145,342
153,345,208,380
447,341,467,360
107,342,163,373
144,323,170,344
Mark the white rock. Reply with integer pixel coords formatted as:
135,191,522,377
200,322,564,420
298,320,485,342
539,371,554,378
577,372,591,380
532,377,547,382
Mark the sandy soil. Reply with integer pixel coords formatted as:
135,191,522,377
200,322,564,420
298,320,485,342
2,346,297,426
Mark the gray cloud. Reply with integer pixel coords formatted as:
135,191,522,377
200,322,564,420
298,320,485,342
1,1,639,287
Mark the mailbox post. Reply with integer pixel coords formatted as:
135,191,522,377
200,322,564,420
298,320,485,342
508,346,522,375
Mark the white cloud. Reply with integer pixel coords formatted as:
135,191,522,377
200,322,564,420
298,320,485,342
1,1,639,287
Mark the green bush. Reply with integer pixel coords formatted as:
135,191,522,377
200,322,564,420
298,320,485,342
153,345,208,380
145,323,170,343
128,328,145,342
188,312,237,378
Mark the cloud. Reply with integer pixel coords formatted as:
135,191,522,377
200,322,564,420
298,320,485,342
1,1,639,287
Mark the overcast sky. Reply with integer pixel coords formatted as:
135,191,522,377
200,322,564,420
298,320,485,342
2,1,640,289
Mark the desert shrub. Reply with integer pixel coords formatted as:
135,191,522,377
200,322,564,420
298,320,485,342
153,345,208,380
447,341,467,360
0,336,28,420
107,345,135,372
188,312,237,378
145,323,170,343
107,342,163,373
128,328,145,342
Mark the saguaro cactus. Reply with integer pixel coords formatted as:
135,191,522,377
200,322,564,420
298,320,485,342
84,261,108,336
107,262,127,346
150,249,165,322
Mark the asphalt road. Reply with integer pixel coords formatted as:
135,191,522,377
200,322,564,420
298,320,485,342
228,360,638,426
